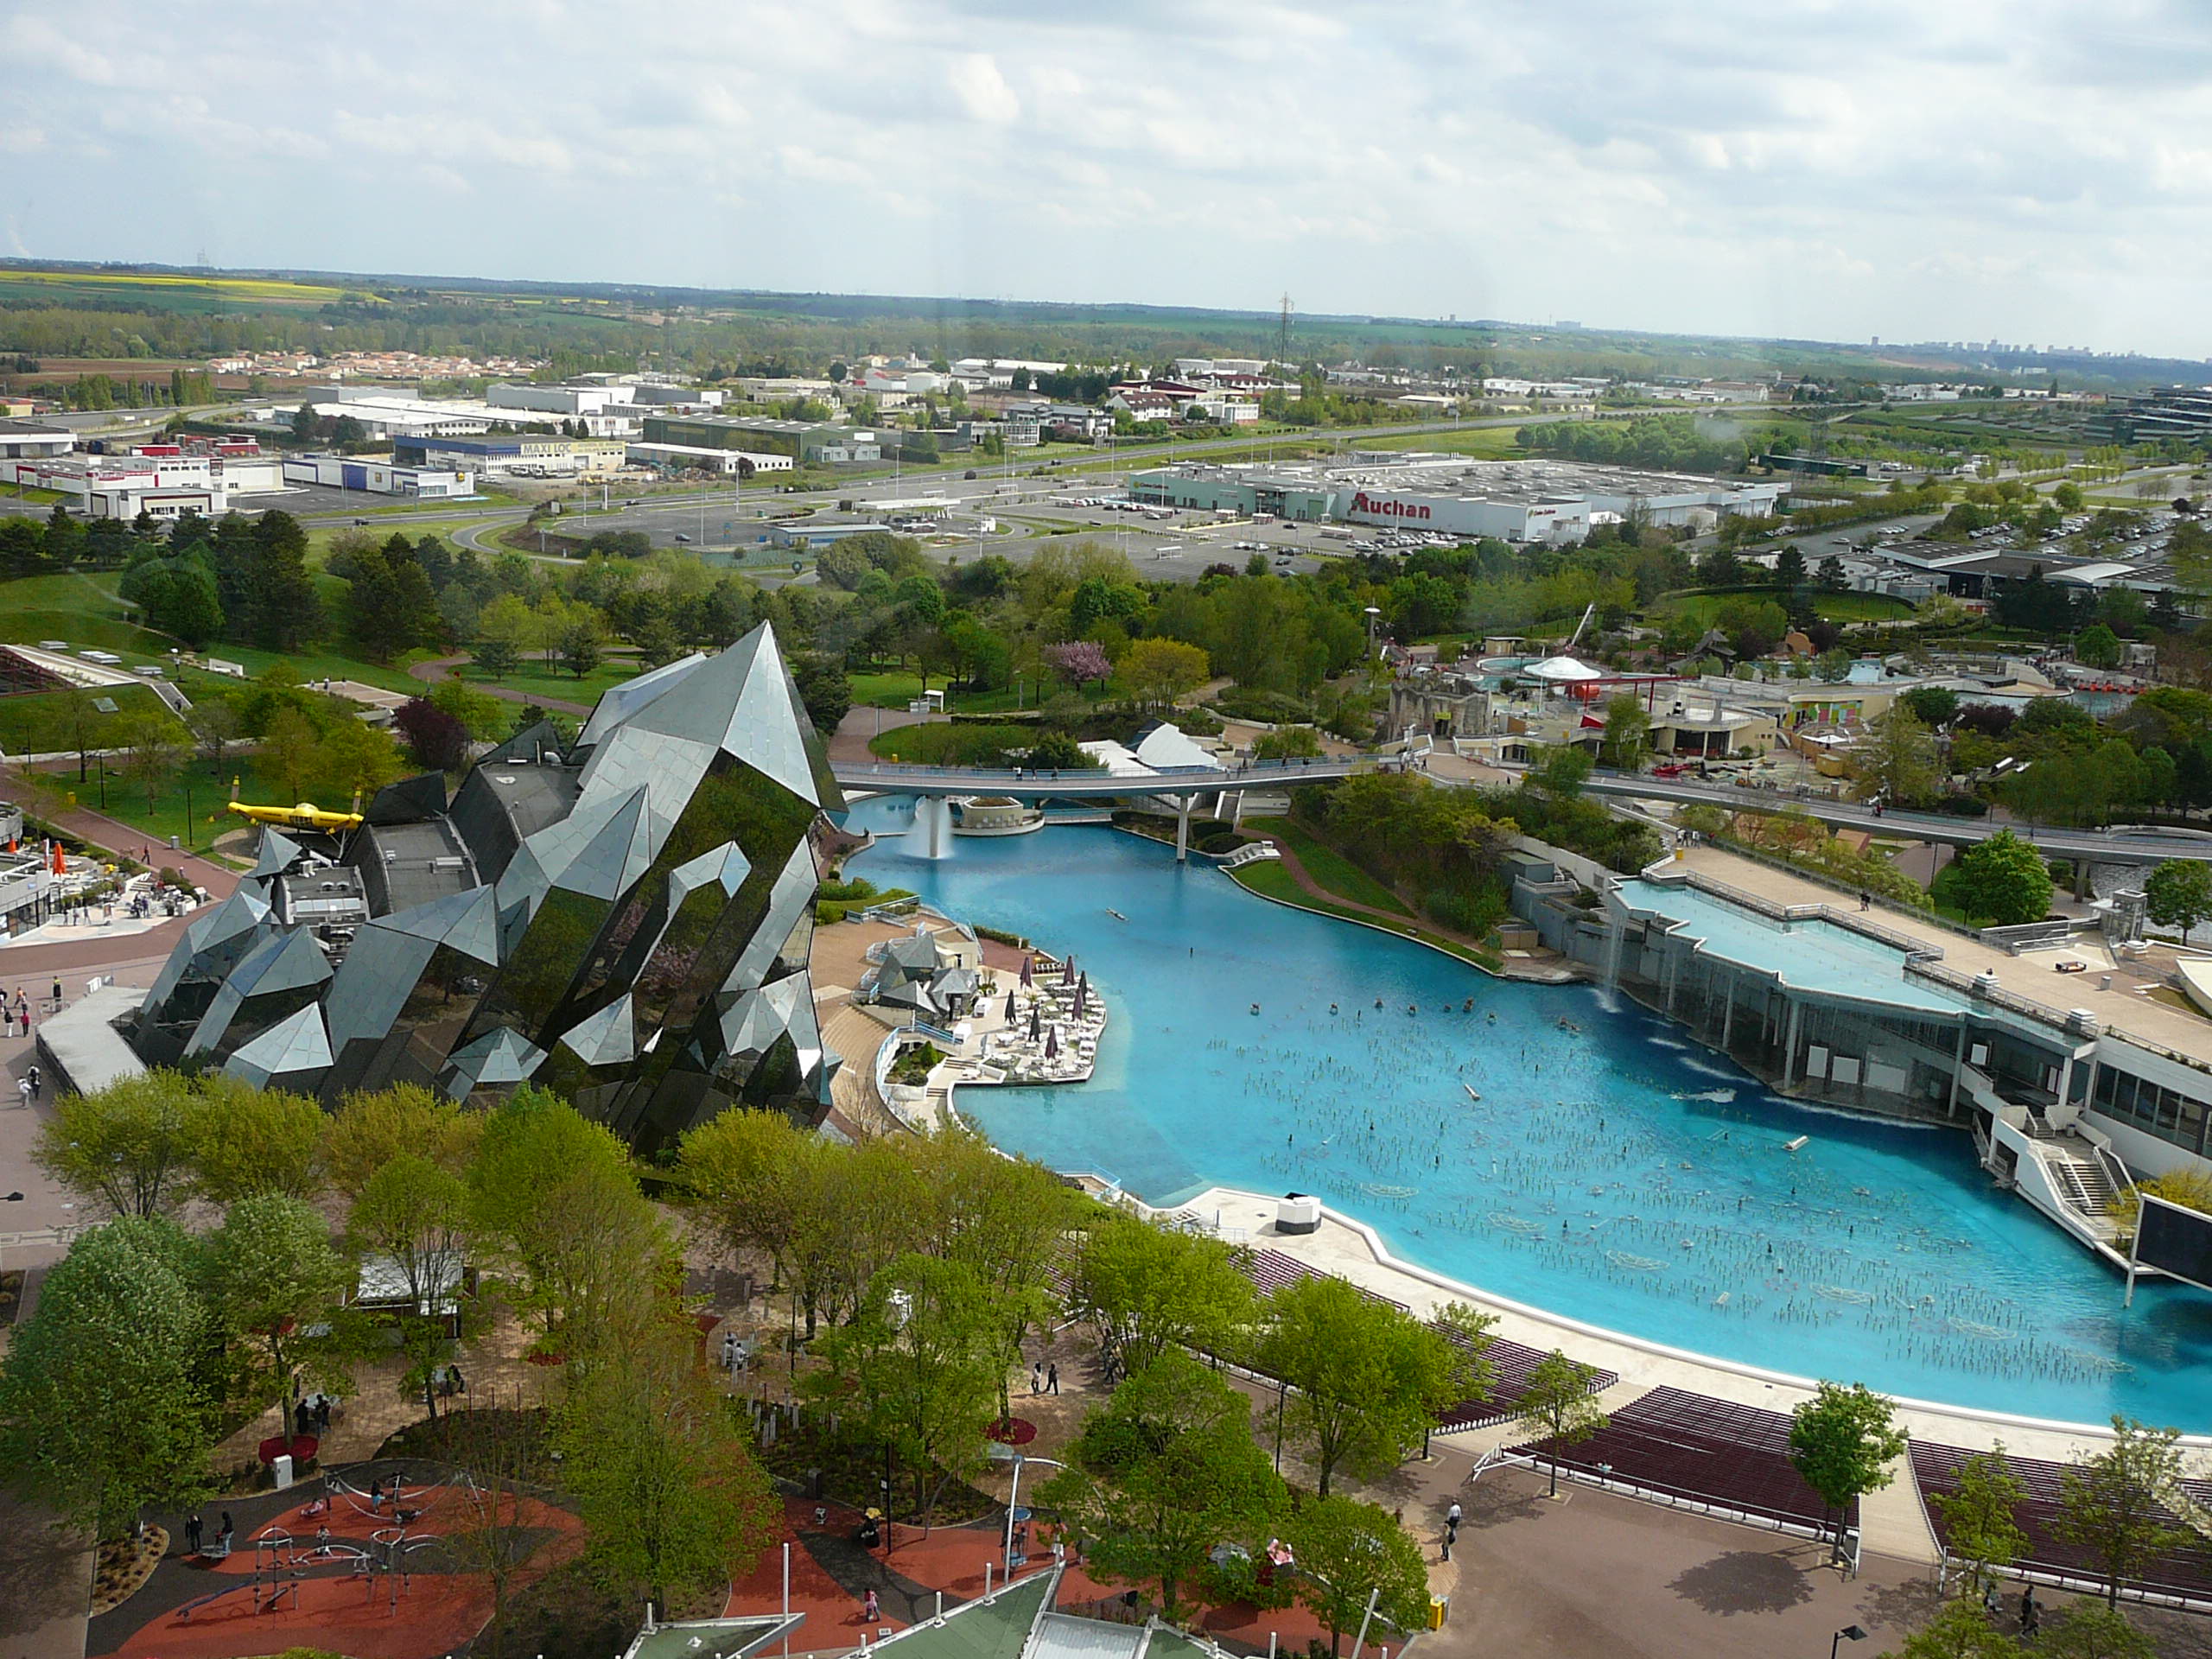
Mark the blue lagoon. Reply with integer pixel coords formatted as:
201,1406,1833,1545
843,800,2212,1429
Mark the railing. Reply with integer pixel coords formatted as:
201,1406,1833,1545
1666,868,1948,960
906,1019,960,1046
1219,842,1281,869
1904,960,2084,1034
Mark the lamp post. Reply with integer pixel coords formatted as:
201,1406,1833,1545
996,1451,1065,1574
1830,1625,1868,1659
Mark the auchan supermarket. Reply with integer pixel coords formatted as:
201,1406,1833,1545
1129,455,1787,543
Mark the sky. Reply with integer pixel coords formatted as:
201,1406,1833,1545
9,0,2212,358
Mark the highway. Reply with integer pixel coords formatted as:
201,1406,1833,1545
834,753,2212,866
1567,766,2212,865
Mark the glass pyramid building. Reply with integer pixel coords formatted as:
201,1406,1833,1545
131,622,845,1155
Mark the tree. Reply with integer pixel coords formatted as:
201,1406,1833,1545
1116,637,1211,708
1068,1213,1259,1378
1285,1495,1432,1657
325,1084,481,1199
1254,725,1323,761
1900,686,1960,728
791,654,853,734
677,1107,842,1337
1789,1382,1908,1553
114,709,187,815
248,509,322,650
258,707,321,803
2055,1417,2190,1608
2075,624,2122,671
1952,830,2054,926
473,635,520,680
51,683,109,783
188,699,241,773
2143,859,2212,942
0,1217,213,1539
315,716,404,805
1598,692,1652,772
1025,731,1096,771
1037,1351,1284,1616
2038,1602,2157,1659
1816,647,1854,683
1515,1350,1609,1497
1044,639,1112,692
395,696,472,772
1851,706,1943,807
346,1154,472,1424
1818,554,1848,592
204,1194,353,1421
1878,1599,2021,1659
1930,1445,2028,1600
1251,1274,1484,1495
33,1071,202,1217
559,617,604,678
185,1075,327,1205
467,1089,669,1361
557,1315,779,1613
804,1254,1007,1525
1529,743,1593,800
1772,543,1808,590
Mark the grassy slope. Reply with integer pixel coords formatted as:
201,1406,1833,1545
1224,859,1498,970
1246,817,1413,915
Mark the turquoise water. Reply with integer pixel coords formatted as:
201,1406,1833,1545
843,801,2212,1428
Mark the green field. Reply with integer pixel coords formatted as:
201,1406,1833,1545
460,658,639,705
0,266,364,308
848,669,1026,715
868,721,1043,765
0,682,185,758
1224,859,1495,969
1246,817,1412,915
1358,425,1522,459
34,755,276,857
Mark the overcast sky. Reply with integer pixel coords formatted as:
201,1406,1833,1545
10,1,2212,358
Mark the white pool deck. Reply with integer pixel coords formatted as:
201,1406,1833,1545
1171,1183,2212,1569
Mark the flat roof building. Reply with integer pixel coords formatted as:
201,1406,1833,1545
641,414,880,465
1131,457,1785,543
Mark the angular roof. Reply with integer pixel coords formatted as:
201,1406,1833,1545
223,1005,334,1089
556,994,636,1068
441,1027,547,1096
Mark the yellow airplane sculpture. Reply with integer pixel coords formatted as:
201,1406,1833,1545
227,799,364,830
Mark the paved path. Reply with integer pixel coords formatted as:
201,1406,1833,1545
404,653,594,718
0,780,240,901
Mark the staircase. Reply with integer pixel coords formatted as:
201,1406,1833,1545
2046,1150,2117,1217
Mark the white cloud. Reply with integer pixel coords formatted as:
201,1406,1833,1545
947,53,1020,124
3,0,2209,353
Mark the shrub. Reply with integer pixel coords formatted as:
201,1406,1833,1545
1196,833,1248,855
814,901,846,925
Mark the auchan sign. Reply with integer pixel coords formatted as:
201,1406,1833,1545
1349,490,1431,521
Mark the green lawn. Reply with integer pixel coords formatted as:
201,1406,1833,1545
0,569,181,656
1359,426,1522,459
1224,860,1496,969
868,722,1046,765
848,668,1027,715
1246,817,1412,915
461,658,639,705
191,645,424,696
1656,587,1915,627
0,682,187,759
29,754,273,856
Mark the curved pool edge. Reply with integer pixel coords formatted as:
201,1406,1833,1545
1176,1182,2212,1450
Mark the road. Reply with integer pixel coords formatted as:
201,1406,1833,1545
831,755,1378,799
1566,765,2209,865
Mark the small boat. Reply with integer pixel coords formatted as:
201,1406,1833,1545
1106,909,1128,921
1463,1084,1482,1102
1249,1003,1262,1015
1783,1135,1809,1153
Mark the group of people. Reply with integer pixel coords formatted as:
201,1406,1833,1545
12,1065,37,1108
1028,1361,1060,1395
0,982,52,1040
180,1510,235,1559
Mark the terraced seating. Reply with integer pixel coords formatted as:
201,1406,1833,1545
1503,1386,1844,1535
1914,1441,2212,1608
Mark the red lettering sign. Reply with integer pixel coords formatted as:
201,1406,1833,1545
1349,491,1432,522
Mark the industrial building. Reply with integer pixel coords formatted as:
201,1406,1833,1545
281,454,477,499
391,433,628,476
0,419,75,461
626,442,793,476
640,414,881,465
1130,457,1786,543
0,451,283,518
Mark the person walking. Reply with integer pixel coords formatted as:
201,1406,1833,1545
1031,1362,1044,1396
1046,1362,1059,1395
183,1512,202,1555
26,1065,39,1101
218,1511,234,1557
49,979,60,1010
16,1077,29,1109
2019,1586,2038,1636
862,1588,880,1624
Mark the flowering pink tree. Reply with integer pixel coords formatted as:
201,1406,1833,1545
1044,640,1112,693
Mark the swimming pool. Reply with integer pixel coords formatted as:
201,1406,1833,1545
842,800,2212,1429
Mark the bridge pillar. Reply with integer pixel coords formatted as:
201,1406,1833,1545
1176,794,1193,862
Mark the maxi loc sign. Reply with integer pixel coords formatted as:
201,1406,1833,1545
1349,490,1433,521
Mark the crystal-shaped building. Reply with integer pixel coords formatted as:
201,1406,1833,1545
130,622,845,1154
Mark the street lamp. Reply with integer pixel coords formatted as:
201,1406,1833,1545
990,1448,1065,1573
1831,1626,1868,1659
